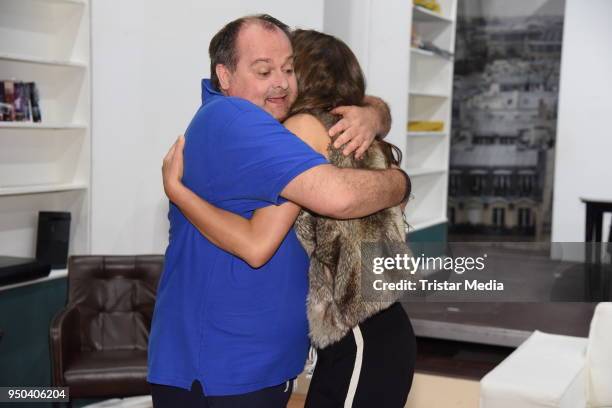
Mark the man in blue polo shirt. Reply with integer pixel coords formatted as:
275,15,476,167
148,15,409,408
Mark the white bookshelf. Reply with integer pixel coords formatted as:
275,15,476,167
324,0,457,236
0,0,91,258
405,0,457,233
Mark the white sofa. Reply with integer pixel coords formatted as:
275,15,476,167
480,302,612,408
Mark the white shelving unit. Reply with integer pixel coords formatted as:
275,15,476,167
324,0,457,237
404,0,457,234
0,0,91,258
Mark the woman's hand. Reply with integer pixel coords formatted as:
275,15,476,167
162,135,185,201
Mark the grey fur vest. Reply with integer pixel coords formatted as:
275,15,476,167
294,111,414,349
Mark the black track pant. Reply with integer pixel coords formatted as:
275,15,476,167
150,378,294,408
305,302,417,408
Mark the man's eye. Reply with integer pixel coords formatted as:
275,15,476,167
259,71,270,77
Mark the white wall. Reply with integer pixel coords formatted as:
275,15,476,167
551,0,612,248
91,1,324,253
323,0,372,75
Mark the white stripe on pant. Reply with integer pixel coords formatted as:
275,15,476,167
344,325,364,408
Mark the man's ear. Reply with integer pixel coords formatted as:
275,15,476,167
216,64,232,92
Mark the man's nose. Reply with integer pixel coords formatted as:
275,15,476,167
273,70,289,90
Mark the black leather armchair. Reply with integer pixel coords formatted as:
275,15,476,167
50,255,163,402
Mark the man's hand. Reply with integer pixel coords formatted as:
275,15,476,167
329,95,391,159
162,135,185,201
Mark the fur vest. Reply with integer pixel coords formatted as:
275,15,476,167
294,111,415,349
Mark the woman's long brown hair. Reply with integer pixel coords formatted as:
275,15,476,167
289,29,402,166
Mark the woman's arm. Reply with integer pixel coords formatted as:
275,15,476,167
161,117,328,267
163,136,300,268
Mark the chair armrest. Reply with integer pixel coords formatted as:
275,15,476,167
480,331,588,408
49,305,81,386
586,302,612,407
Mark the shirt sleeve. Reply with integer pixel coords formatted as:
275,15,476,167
209,107,328,205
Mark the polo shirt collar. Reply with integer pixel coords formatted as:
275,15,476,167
202,78,222,104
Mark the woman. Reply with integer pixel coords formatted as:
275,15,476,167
163,29,416,408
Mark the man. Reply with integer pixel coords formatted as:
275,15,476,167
148,14,410,408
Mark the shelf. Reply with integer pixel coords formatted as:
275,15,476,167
0,268,68,293
413,5,454,24
0,53,87,68
411,47,453,61
409,90,450,98
407,131,447,137
0,182,88,196
0,122,87,130
26,0,86,5
406,167,447,177
406,215,448,233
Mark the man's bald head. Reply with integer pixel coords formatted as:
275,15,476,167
209,14,291,91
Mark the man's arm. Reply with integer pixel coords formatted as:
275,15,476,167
364,95,392,136
281,164,409,220
328,95,392,159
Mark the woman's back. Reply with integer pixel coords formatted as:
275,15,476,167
293,110,411,348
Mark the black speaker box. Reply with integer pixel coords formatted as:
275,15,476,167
36,211,71,269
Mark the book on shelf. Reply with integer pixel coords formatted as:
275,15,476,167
14,82,28,121
408,121,445,132
29,82,41,123
1,80,15,121
414,0,441,14
0,80,41,123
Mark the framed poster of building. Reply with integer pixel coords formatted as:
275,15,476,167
449,0,564,242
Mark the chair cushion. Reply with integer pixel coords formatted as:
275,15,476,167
586,302,612,407
480,330,588,408
68,256,161,352
64,350,149,397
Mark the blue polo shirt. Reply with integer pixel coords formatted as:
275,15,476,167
147,79,327,396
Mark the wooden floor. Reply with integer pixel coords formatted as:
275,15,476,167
288,393,306,408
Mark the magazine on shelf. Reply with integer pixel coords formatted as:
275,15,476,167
0,80,41,123
1,80,15,121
